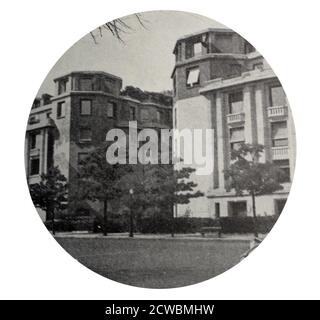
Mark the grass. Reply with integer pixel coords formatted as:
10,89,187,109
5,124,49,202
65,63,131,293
56,237,250,288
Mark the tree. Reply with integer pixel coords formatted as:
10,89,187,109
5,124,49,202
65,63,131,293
29,166,68,235
90,14,148,44
145,164,204,237
224,143,284,237
77,144,128,236
115,159,204,237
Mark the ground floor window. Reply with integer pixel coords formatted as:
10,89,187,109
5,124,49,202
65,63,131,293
30,157,40,176
228,201,247,217
274,198,287,215
215,202,220,218
274,159,290,183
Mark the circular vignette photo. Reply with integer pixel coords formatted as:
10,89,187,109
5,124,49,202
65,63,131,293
25,10,296,289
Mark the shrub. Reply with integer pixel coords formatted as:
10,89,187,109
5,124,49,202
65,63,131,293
44,214,279,235
219,215,279,234
44,216,95,232
139,217,216,234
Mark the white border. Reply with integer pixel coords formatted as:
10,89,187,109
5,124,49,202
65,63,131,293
1,0,320,299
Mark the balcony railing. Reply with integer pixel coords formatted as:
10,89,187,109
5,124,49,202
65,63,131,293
272,146,289,160
268,105,288,118
227,112,245,125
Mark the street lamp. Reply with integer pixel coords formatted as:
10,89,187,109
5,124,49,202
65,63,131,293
129,188,134,238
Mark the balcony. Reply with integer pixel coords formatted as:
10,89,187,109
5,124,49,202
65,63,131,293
272,146,289,160
227,112,245,125
268,105,288,118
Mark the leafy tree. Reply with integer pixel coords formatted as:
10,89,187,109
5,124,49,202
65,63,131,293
77,144,128,236
29,166,68,235
116,160,204,237
224,143,284,237
144,164,204,237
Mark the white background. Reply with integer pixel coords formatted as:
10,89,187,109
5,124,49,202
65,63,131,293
1,0,320,299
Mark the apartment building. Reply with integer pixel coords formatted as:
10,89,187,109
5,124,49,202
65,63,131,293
171,28,295,218
25,71,172,221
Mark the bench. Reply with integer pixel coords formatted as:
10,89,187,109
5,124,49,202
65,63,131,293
200,226,222,238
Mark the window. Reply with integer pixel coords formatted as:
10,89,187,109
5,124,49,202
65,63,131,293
29,115,40,124
103,78,114,93
253,62,263,70
270,85,286,106
230,127,244,143
141,109,149,121
275,199,287,215
30,157,40,176
174,108,177,128
271,121,288,147
215,34,233,52
228,201,247,217
229,91,243,114
186,67,200,87
176,43,182,61
129,106,136,120
274,159,290,183
173,75,176,96
30,132,39,149
228,64,242,77
32,99,41,109
79,128,92,142
244,41,255,54
57,101,66,118
80,100,92,115
215,203,220,218
58,79,67,94
156,110,161,122
107,102,116,118
230,141,243,151
193,42,202,56
79,78,93,91
78,152,89,165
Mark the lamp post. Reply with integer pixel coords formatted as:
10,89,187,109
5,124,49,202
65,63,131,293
129,188,134,238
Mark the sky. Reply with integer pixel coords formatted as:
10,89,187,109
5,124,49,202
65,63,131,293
38,11,225,96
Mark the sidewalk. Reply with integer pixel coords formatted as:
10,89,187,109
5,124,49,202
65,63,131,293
53,231,264,242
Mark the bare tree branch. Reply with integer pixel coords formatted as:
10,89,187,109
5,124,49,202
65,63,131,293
91,14,149,43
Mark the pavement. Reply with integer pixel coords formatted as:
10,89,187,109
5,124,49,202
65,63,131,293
53,231,265,242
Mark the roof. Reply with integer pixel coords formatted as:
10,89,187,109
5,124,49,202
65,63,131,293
172,28,234,53
199,68,276,93
53,71,122,82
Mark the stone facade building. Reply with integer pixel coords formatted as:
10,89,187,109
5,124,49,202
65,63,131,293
25,71,172,221
171,28,295,218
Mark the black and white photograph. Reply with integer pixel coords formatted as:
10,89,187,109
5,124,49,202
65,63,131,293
25,10,295,288
1,0,320,303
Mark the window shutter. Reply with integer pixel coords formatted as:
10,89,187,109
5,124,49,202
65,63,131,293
187,68,200,86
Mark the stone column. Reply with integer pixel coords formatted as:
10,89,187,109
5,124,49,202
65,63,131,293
216,92,225,190
25,133,29,177
43,128,49,174
40,129,46,175
243,85,254,144
255,83,268,162
287,106,296,180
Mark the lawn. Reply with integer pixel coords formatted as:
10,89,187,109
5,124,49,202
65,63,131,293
56,237,250,288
